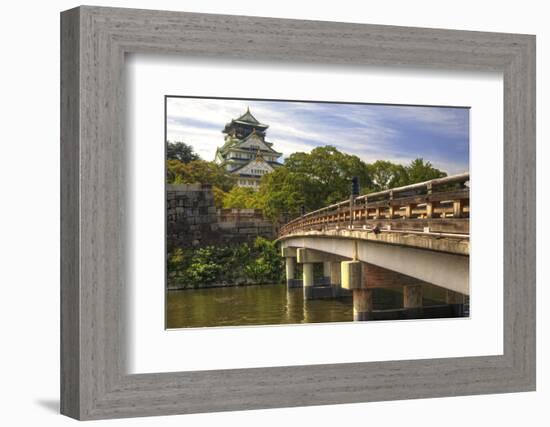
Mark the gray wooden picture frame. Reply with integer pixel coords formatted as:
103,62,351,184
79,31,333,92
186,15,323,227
60,5,536,420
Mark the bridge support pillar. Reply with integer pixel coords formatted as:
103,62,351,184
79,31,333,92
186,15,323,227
341,260,373,321
297,248,347,299
281,247,300,288
353,289,374,321
330,261,342,297
403,284,423,318
323,261,331,282
302,263,315,300
446,290,466,316
285,257,296,288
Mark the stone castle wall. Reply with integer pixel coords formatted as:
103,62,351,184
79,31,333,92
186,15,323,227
167,184,276,250
217,208,277,243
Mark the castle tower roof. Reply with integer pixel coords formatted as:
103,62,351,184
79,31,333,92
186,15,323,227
215,107,283,188
223,107,269,134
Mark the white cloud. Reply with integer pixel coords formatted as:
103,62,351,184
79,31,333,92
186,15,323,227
387,105,469,138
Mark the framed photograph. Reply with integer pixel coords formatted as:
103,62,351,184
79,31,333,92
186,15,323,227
164,97,470,330
61,6,535,420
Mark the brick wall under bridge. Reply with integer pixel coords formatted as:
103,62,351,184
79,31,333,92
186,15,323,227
361,262,423,289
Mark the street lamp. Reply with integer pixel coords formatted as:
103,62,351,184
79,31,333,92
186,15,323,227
350,176,359,228
351,176,360,197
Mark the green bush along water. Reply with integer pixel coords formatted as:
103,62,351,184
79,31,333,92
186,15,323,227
167,236,284,289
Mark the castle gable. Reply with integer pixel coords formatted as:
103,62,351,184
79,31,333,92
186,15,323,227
237,132,276,153
234,158,274,176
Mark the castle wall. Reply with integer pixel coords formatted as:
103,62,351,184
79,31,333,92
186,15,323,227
218,208,278,243
166,184,277,251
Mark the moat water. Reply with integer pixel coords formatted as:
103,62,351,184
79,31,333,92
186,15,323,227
166,283,451,329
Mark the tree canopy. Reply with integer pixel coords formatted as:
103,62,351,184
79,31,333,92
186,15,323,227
367,160,407,191
166,159,235,192
405,158,447,183
257,149,446,220
256,168,309,222
282,146,372,205
165,144,447,221
166,141,200,163
222,187,262,209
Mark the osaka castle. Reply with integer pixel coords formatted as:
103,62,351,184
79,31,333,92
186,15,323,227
214,107,283,188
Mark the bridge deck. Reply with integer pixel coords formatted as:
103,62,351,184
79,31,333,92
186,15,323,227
278,173,470,295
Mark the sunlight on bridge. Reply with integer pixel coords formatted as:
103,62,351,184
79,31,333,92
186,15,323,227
279,173,470,321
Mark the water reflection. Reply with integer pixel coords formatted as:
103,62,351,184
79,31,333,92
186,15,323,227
166,283,453,329
167,284,352,329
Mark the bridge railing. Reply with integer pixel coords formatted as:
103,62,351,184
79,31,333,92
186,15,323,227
279,172,470,237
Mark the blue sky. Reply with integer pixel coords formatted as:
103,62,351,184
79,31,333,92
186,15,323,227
166,97,469,175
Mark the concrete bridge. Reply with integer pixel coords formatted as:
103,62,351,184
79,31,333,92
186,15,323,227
278,173,470,321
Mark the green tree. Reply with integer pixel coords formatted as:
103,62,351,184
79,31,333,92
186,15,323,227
211,186,228,209
167,240,283,288
166,159,235,192
257,167,308,221
404,158,447,184
244,237,284,283
167,248,191,288
365,158,447,192
368,160,407,191
166,141,200,163
185,247,224,287
284,146,372,204
222,187,262,209
258,146,373,220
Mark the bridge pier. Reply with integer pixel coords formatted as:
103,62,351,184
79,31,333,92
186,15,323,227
285,257,296,286
341,260,373,321
302,262,315,299
280,224,470,319
446,289,466,316
353,289,374,321
296,248,346,300
296,248,319,300
323,261,332,284
403,284,423,318
329,261,343,297
281,247,300,288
